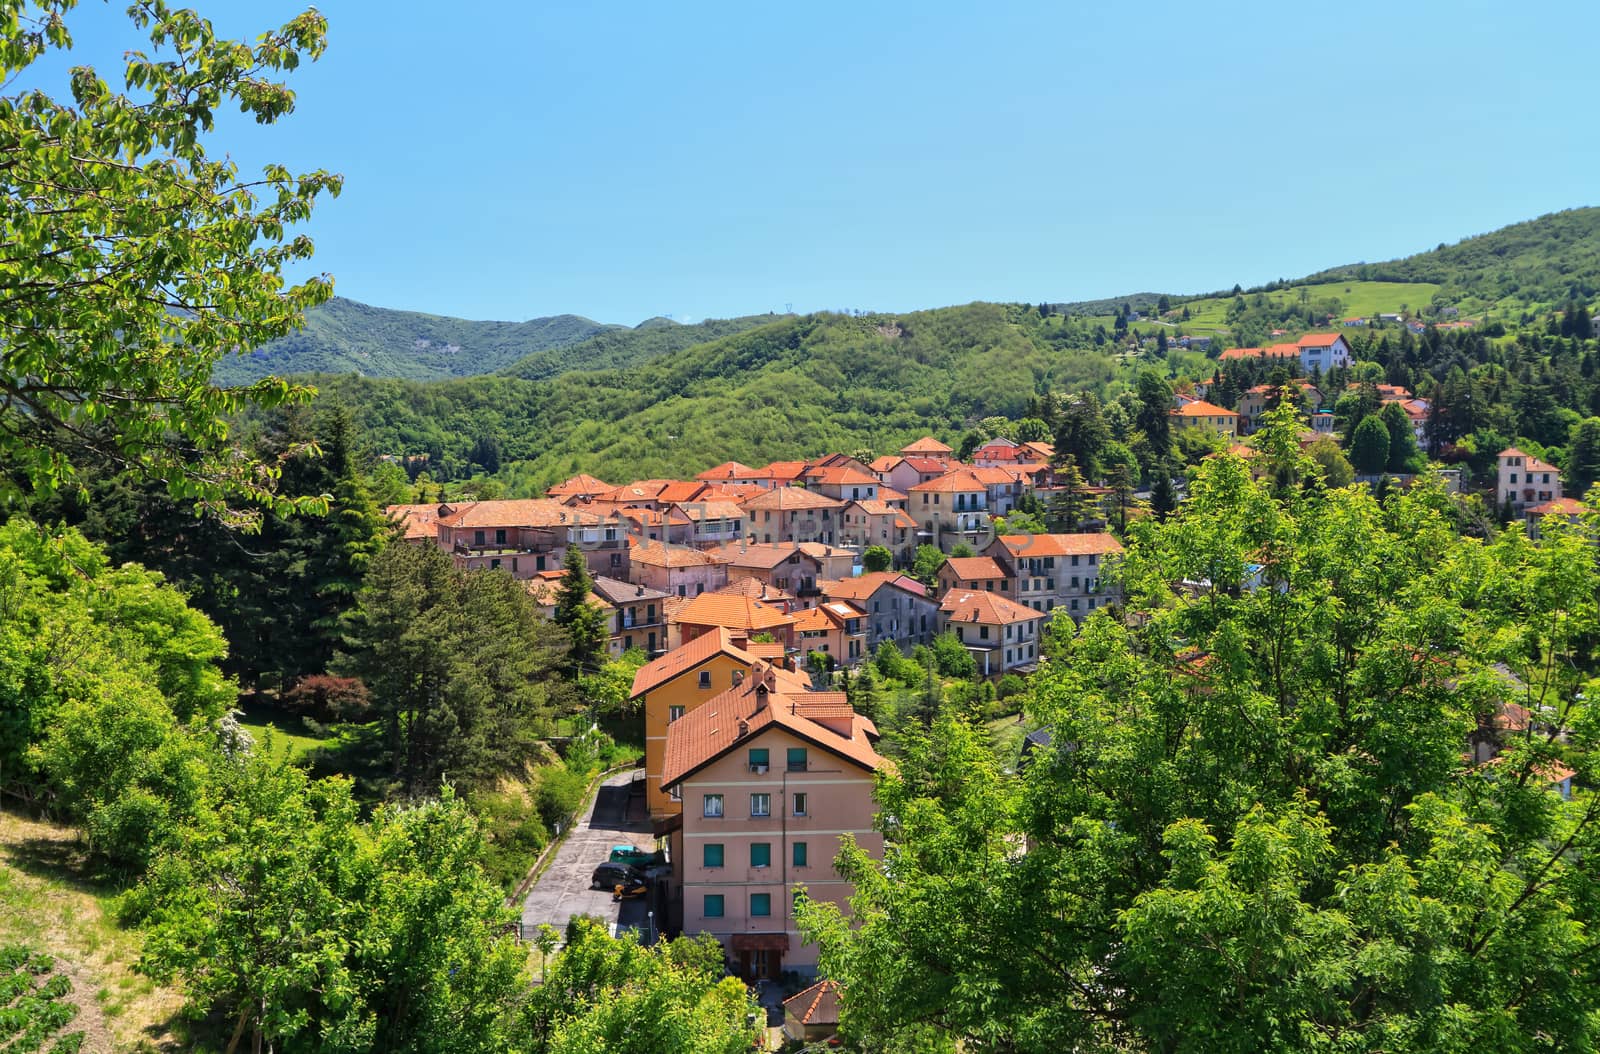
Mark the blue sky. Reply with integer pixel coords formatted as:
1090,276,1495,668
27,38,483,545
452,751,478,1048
39,0,1600,325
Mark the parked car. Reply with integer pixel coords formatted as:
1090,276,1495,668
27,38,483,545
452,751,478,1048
591,861,643,890
608,844,666,868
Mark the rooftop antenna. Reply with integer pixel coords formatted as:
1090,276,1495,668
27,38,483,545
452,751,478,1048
785,302,792,314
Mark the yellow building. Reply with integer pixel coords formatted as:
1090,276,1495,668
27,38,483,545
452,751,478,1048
630,627,810,817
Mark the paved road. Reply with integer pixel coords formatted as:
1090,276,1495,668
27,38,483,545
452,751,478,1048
521,768,655,940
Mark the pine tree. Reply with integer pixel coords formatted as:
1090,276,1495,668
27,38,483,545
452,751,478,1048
1049,457,1090,532
554,544,607,677
1149,462,1178,521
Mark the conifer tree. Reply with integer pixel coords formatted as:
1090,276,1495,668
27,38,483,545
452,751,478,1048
554,543,607,677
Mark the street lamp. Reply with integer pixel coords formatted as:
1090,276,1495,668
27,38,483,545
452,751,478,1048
647,910,655,945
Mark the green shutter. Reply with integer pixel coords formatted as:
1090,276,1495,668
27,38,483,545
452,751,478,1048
787,747,808,771
793,841,807,867
751,893,771,917
704,894,724,918
703,843,724,868
751,842,771,868
748,747,769,769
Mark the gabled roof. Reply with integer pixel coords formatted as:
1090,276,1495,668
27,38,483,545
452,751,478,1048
670,591,795,632
797,542,854,561
820,571,929,602
994,533,1125,558
751,461,809,483
712,542,822,570
793,600,867,633
655,481,712,504
591,576,671,605
697,482,768,502
436,499,606,529
966,465,1024,485
1170,399,1239,418
847,499,902,517
803,465,879,487
1530,497,1584,516
909,469,988,493
784,980,841,1028
1218,344,1299,362
941,556,1007,581
900,456,950,475
629,539,733,568
694,461,758,481
546,473,612,497
714,578,796,604
661,666,884,789
740,486,845,512
672,500,746,522
630,627,751,698
900,436,953,454
869,455,901,473
940,588,1045,626
1296,332,1343,348
385,503,441,541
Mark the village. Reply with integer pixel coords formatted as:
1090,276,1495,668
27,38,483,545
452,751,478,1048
383,332,1580,1043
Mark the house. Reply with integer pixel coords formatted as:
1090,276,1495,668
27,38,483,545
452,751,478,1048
608,505,694,546
712,542,826,605
694,461,759,483
908,470,993,550
740,487,845,545
985,533,1125,618
898,436,953,460
967,464,1027,515
1342,316,1367,327
800,463,881,503
662,663,886,980
1218,344,1300,365
938,589,1046,675
629,539,732,598
796,542,858,582
668,590,797,653
1236,382,1321,433
1377,312,1403,323
1497,448,1563,518
875,455,952,496
670,500,746,548
936,555,1013,598
792,600,868,668
819,572,939,654
838,499,918,562
632,629,810,817
712,576,798,613
432,499,630,579
1527,496,1585,538
783,980,841,1044
746,461,809,490
1169,400,1239,438
546,474,612,503
385,502,443,544
592,576,670,658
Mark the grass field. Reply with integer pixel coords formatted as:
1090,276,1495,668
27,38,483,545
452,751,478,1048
0,811,184,1052
234,704,329,764
1077,279,1445,339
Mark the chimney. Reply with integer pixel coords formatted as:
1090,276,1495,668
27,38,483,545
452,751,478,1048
738,718,749,737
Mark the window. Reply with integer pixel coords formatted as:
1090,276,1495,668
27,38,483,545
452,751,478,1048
669,785,681,802
698,671,711,689
495,528,507,545
732,670,744,686
787,747,808,771
748,748,770,772
751,893,771,917
490,558,501,570
793,841,808,867
669,705,685,722
473,530,486,546
703,843,724,868
979,625,990,640
704,894,724,918
751,842,771,868
751,793,771,817
703,794,723,818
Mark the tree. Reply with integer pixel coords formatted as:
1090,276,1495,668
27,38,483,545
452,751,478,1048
1305,436,1355,488
1149,463,1178,521
1379,401,1423,473
930,632,977,680
1566,417,1600,495
950,542,976,559
801,446,1600,1052
1054,394,1112,482
1047,457,1090,532
911,545,946,587
554,544,606,677
0,0,341,524
1349,414,1390,475
862,545,894,573
1015,418,1051,444
1108,461,1135,531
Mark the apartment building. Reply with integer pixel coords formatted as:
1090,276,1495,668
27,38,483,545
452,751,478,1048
985,533,1125,619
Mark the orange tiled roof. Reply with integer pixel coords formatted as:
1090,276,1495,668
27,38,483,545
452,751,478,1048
385,503,441,541
740,486,845,511
629,539,733,568
715,578,796,603
751,460,809,483
869,455,901,473
901,436,953,454
631,627,750,698
1218,344,1299,362
793,601,866,632
1296,332,1342,348
820,571,928,601
436,499,607,529
804,464,879,486
848,499,901,517
546,473,611,497
942,556,1007,581
909,469,988,493
940,588,1044,626
670,591,795,632
713,542,821,570
1170,400,1238,418
697,482,768,501
661,665,884,788
900,456,949,474
695,461,758,481
1530,497,1584,516
784,980,841,1028
995,533,1125,558
966,465,1023,485
672,500,746,522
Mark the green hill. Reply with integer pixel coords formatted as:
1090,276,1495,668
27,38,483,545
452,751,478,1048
498,314,787,381
213,297,623,383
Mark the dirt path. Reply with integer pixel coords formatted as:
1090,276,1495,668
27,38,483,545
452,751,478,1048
0,810,184,1052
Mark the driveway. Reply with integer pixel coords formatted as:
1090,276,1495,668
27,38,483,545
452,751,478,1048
521,767,656,942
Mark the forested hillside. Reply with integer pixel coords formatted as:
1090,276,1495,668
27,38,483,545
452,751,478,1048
497,313,785,380
214,297,620,383
304,303,1129,490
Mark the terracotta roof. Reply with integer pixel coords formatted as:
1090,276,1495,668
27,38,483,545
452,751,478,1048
672,500,746,522
593,481,672,504
1499,447,1529,458
629,540,732,568
893,510,919,529
697,482,768,502
966,465,1023,485
1296,332,1342,348
546,474,611,497
804,465,880,486
751,460,809,483
591,576,671,605
630,627,751,698
900,436,953,454
869,455,901,473
1218,345,1300,362
714,578,796,603
995,533,1125,558
793,601,866,632
900,456,950,474
670,591,795,632
848,499,901,517
1170,400,1239,418
656,481,712,504
712,542,821,570
1530,497,1584,516
1022,442,1054,459
877,486,909,503
942,556,1007,581
740,486,844,512
909,469,988,493
385,503,441,541
746,642,786,662
694,461,758,481
435,499,607,529
820,571,929,602
797,542,854,561
661,666,884,789
940,588,1045,626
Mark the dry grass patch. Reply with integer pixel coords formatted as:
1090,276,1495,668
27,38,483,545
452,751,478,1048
0,810,185,1052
